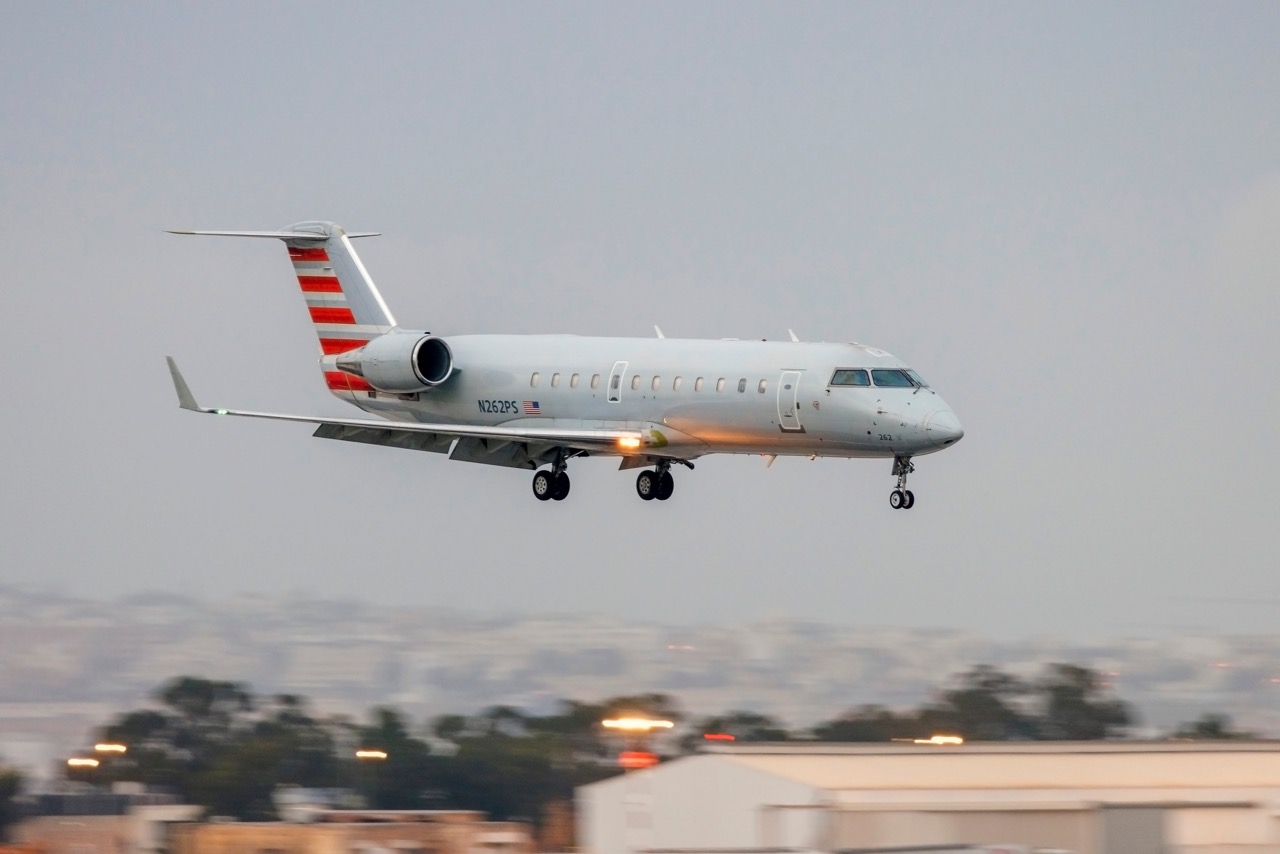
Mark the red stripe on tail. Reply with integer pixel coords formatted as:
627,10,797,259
325,371,373,393
288,247,330,262
309,306,356,324
319,338,367,355
298,276,343,293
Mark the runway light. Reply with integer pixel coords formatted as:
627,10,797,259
618,750,659,769
94,743,127,754
618,436,641,450
602,718,674,732
67,758,100,768
355,749,388,760
703,733,736,741
913,735,964,746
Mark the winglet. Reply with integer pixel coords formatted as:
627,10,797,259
788,329,800,342
166,357,201,411
654,325,665,339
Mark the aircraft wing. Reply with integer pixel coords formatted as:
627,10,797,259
166,358,649,467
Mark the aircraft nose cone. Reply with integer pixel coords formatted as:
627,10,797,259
925,409,964,448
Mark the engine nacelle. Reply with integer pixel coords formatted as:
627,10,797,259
336,332,454,393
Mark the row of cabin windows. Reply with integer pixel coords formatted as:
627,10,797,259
530,372,769,394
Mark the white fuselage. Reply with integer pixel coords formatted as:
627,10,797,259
329,334,963,461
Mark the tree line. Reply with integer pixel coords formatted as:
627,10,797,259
0,662,1257,841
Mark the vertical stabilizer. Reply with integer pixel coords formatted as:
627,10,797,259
168,221,396,402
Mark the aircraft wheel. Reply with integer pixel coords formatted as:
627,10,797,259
636,471,657,501
656,471,675,501
551,472,571,501
903,490,915,509
890,489,905,509
532,471,555,501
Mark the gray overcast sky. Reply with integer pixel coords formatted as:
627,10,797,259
3,2,1278,640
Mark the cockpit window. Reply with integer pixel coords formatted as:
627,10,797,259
871,369,915,387
906,370,929,388
830,369,870,387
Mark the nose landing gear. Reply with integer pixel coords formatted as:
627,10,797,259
890,455,915,510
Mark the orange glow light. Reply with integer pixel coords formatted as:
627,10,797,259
618,750,659,769
703,733,736,741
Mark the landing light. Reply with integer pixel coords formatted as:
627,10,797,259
355,749,388,760
214,409,229,416
913,735,964,746
67,758,100,768
618,436,641,449
94,743,127,754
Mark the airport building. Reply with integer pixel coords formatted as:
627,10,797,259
15,800,532,854
577,741,1280,854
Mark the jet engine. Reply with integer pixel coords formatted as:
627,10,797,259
335,332,454,393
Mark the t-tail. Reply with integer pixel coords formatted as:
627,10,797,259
167,221,395,401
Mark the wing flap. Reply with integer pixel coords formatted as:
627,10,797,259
312,423,454,454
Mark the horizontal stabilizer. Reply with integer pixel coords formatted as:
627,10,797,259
166,229,380,240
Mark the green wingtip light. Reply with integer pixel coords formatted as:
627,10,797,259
215,409,229,416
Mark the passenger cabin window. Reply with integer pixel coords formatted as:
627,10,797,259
531,372,540,388
631,375,641,391
551,372,560,388
610,374,620,391
674,376,683,391
716,378,726,392
652,376,661,391
758,379,767,393
694,377,704,392
830,369,870,387
738,378,747,393
591,374,601,389
570,373,580,388
871,369,915,388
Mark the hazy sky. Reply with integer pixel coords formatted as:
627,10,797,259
3,2,1279,640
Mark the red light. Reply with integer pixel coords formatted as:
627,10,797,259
618,751,659,769
703,733,736,741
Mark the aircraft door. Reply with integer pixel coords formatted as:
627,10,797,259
607,361,628,403
778,370,803,432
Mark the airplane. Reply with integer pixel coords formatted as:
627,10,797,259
166,221,963,508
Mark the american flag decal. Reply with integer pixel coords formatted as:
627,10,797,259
522,400,541,415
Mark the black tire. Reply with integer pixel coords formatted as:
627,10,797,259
903,490,915,509
552,472,571,501
636,471,657,501
532,471,554,501
656,471,675,501
890,489,904,509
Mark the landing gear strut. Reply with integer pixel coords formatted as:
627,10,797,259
532,451,572,501
636,459,691,502
890,455,915,510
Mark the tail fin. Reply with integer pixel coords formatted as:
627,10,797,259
168,221,396,357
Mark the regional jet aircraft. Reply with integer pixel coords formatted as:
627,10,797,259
166,221,962,507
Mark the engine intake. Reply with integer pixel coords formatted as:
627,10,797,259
336,332,454,393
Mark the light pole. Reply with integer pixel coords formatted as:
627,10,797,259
354,749,387,808
601,717,673,853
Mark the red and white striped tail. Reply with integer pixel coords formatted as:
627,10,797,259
167,222,396,401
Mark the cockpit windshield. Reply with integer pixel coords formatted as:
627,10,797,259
906,370,929,388
870,369,915,387
830,369,870,387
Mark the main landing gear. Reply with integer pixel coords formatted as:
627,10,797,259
532,452,572,501
635,459,693,502
890,455,916,510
